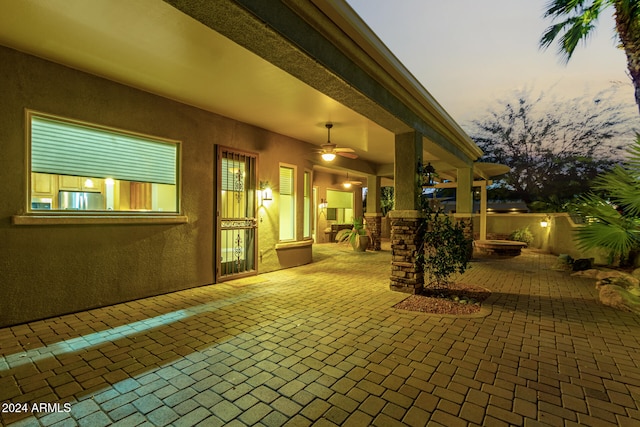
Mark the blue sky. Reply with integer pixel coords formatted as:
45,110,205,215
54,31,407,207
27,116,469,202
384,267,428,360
347,0,634,126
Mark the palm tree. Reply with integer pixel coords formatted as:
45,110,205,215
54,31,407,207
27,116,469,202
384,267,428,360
540,0,640,114
571,133,640,265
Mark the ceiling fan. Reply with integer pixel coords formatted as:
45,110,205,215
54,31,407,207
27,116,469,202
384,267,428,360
318,123,358,161
343,172,362,188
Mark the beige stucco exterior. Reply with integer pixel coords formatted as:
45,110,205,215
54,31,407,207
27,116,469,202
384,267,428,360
1,45,378,326
2,45,336,324
0,0,485,326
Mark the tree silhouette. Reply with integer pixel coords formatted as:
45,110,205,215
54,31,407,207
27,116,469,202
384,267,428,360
469,87,636,205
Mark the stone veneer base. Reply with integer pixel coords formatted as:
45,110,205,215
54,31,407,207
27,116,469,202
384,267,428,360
388,210,425,294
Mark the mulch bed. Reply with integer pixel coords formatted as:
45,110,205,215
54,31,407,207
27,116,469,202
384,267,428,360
393,282,492,315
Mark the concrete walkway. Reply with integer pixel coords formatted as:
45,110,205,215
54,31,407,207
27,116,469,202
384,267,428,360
2,243,640,426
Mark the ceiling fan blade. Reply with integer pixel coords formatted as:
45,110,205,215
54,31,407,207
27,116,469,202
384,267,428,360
334,147,355,153
337,151,358,159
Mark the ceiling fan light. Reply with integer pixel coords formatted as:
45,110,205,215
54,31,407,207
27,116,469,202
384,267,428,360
343,181,352,189
321,152,336,161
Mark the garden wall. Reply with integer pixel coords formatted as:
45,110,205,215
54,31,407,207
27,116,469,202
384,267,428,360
471,213,609,264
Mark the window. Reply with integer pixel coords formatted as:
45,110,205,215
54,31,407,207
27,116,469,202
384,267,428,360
326,189,353,223
303,171,311,238
28,111,179,213
279,165,295,241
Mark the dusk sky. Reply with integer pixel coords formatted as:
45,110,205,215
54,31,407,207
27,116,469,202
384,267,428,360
347,0,634,127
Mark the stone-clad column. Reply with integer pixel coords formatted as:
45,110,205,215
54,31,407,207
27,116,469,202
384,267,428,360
365,175,382,251
389,210,425,294
389,131,424,293
364,213,382,251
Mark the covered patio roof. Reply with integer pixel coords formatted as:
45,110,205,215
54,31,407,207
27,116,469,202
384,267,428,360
0,0,488,182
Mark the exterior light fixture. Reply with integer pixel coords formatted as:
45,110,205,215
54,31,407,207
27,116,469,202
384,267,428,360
318,123,357,162
262,187,273,202
321,152,336,162
259,181,272,206
418,161,436,188
540,216,550,228
342,172,361,189
84,178,94,188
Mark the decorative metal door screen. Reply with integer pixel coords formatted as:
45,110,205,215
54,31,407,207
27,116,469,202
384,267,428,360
216,146,257,281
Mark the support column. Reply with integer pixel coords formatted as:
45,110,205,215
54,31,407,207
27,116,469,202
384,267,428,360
394,132,422,211
456,167,473,215
455,167,474,258
390,131,424,294
479,180,487,240
389,210,425,294
365,175,382,251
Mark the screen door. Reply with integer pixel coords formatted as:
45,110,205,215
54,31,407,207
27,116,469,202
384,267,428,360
216,146,257,281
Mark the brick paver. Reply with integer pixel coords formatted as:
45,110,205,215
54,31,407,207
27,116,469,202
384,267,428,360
2,243,640,425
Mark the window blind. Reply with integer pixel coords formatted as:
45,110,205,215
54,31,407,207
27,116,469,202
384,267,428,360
280,167,294,195
31,116,177,185
327,189,353,208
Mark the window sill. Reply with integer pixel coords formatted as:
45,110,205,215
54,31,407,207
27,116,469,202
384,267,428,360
12,214,188,226
275,239,314,250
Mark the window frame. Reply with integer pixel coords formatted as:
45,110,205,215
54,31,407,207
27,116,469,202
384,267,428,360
303,170,312,239
14,110,186,225
278,163,296,242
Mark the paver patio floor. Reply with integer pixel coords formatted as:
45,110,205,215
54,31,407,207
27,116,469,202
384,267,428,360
2,243,640,426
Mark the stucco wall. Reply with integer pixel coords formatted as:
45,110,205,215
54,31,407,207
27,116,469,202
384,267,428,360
471,213,608,264
313,171,364,244
472,214,550,249
0,46,317,326
544,214,609,264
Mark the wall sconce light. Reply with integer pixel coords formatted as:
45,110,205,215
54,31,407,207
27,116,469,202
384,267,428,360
259,181,272,206
418,161,436,188
540,216,550,228
262,187,273,202
319,198,328,217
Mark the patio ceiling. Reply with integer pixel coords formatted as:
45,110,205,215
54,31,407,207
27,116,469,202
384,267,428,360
0,0,484,181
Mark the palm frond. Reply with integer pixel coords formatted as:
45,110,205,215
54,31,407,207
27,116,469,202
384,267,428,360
540,0,613,60
572,191,640,261
572,193,619,222
543,0,589,18
625,133,640,169
593,166,640,216
574,220,640,258
591,134,640,216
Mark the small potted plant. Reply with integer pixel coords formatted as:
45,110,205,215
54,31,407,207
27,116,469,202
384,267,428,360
337,217,371,251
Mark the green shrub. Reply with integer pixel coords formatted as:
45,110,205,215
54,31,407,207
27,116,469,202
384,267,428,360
418,202,472,287
509,226,534,246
